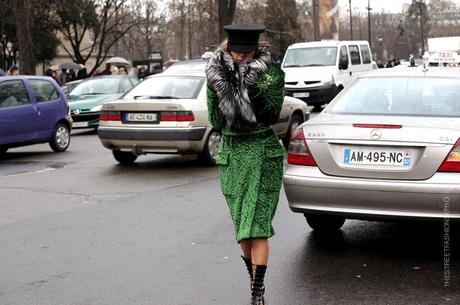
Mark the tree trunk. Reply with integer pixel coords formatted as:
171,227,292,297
218,0,237,42
14,0,36,75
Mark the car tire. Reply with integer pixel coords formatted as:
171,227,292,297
283,114,303,149
199,130,221,165
304,214,346,231
49,123,70,152
113,150,137,165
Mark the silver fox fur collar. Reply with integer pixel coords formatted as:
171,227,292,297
206,47,271,131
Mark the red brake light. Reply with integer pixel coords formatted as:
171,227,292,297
287,128,317,166
438,138,460,172
353,124,402,129
100,111,121,121
160,111,194,121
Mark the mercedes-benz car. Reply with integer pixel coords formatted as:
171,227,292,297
283,67,460,232
97,60,310,164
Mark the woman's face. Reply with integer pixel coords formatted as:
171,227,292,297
230,50,255,64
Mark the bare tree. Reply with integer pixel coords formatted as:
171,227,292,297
265,0,301,60
13,0,36,74
0,0,18,70
218,0,237,41
54,0,141,74
123,0,167,61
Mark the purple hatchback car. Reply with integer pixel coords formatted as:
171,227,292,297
0,76,72,154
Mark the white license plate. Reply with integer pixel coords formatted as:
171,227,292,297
72,121,89,128
126,113,157,122
293,92,310,98
343,148,412,167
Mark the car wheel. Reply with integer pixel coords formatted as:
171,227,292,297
304,214,346,231
112,150,137,165
282,114,303,149
200,130,221,165
49,123,70,152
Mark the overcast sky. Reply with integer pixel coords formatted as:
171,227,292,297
338,0,460,13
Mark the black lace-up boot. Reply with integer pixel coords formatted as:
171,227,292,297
251,264,267,305
241,255,253,281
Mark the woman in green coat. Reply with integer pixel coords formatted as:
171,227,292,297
206,24,285,305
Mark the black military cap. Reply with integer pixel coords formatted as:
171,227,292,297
223,24,266,53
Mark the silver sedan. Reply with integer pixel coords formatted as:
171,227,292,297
98,61,309,165
283,67,460,231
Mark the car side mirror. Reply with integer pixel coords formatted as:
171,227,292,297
339,59,348,70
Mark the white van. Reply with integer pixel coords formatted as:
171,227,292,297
281,40,373,110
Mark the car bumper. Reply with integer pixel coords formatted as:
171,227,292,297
71,112,99,129
283,166,460,220
284,84,340,106
97,127,208,154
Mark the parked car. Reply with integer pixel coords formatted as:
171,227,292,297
67,75,139,129
97,61,309,164
0,76,72,154
283,67,460,232
282,40,373,111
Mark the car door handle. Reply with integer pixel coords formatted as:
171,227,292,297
349,71,352,76
33,105,41,115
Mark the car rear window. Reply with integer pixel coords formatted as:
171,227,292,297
123,76,204,100
69,78,121,96
328,77,460,117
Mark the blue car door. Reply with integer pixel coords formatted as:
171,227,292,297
0,79,39,145
27,78,66,140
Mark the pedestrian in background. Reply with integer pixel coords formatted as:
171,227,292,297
118,66,128,75
111,66,119,75
137,66,147,80
206,24,285,305
77,68,88,80
45,68,56,80
57,69,71,86
7,65,20,75
91,69,101,77
101,63,111,75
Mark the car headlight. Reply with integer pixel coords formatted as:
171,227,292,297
90,105,103,112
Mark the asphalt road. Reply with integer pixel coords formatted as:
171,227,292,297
0,123,458,305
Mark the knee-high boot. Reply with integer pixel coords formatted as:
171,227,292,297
241,256,253,286
251,264,267,305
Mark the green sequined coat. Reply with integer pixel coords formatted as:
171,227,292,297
207,63,285,242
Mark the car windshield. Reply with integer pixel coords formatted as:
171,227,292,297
123,76,204,100
327,77,460,117
283,47,337,67
69,78,120,96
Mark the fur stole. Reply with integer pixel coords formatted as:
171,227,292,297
206,47,271,131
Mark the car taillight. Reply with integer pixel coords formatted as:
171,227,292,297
160,111,194,121
438,138,460,172
287,128,317,166
100,111,121,121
